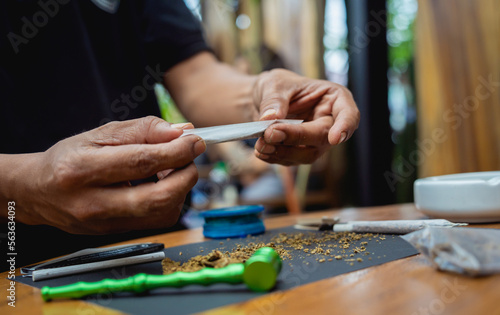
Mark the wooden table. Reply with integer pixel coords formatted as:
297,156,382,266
2,204,500,315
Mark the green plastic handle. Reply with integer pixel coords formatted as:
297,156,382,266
41,263,245,301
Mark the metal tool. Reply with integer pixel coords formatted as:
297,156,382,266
294,217,341,231
41,247,282,301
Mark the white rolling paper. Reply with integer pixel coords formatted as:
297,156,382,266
181,119,303,144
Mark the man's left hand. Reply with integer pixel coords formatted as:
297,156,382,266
253,69,360,165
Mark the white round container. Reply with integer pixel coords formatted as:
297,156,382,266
414,171,500,222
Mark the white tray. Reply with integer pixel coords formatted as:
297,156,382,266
414,171,500,223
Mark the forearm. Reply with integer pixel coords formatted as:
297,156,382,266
164,52,258,127
2,117,206,234
0,153,43,224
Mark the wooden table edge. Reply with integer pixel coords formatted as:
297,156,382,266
2,203,499,315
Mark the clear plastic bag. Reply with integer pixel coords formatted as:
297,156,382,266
402,227,500,276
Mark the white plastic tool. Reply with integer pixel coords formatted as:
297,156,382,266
414,171,500,222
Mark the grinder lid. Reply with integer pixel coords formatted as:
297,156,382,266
200,205,265,238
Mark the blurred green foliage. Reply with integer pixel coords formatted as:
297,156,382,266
387,0,418,202
387,0,417,73
154,84,187,124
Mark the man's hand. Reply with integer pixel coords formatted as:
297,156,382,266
165,52,358,166
253,69,360,165
4,116,205,234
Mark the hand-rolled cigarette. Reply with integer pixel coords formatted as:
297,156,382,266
294,219,468,234
332,219,468,234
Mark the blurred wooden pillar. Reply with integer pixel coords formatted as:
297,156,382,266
415,0,500,177
201,0,238,64
261,0,326,78
300,0,326,79
237,0,263,74
262,0,301,73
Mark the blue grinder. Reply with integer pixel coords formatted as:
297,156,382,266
200,205,266,239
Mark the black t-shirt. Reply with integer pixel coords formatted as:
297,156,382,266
0,0,208,153
0,0,209,269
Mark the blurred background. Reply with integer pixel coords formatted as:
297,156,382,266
159,0,500,220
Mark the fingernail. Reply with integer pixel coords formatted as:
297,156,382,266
194,138,206,155
260,109,277,120
269,129,286,143
172,122,194,130
157,169,174,180
339,131,348,144
260,144,276,154
257,152,270,160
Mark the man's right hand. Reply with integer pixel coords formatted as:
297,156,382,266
1,116,205,234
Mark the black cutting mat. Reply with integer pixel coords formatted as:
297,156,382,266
17,226,418,314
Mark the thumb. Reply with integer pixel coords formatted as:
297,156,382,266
258,91,290,121
90,116,183,146
255,73,291,120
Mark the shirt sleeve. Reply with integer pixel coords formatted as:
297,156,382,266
140,0,211,73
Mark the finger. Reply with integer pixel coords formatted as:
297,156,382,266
257,116,333,147
254,73,293,120
73,163,198,230
328,89,360,145
258,94,288,121
171,122,194,130
254,145,325,166
73,135,205,185
88,116,186,146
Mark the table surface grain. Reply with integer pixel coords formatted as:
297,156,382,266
2,204,500,315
